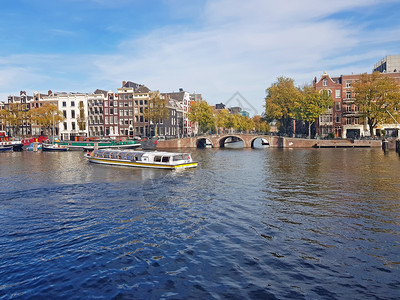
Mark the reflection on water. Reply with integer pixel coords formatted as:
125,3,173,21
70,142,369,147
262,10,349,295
0,148,399,299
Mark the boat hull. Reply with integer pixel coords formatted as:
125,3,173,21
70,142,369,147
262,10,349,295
86,156,198,170
42,144,68,152
0,146,12,152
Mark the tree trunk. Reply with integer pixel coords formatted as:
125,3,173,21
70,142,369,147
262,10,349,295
369,122,374,137
308,123,311,139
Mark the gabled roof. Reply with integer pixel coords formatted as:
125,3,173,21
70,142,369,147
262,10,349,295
94,89,107,96
123,81,141,89
163,91,185,101
135,85,151,93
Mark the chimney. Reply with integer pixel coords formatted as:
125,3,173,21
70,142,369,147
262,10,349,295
179,88,183,92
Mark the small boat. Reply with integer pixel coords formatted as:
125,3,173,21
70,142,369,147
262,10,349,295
85,149,198,170
0,131,23,151
261,138,270,147
42,143,69,152
57,140,141,151
0,145,13,152
82,142,141,151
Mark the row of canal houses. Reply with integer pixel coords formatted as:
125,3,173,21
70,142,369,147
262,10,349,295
1,81,200,140
314,71,400,139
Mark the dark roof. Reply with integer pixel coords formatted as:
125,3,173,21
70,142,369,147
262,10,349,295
94,89,108,96
163,91,185,101
123,81,142,89
135,85,151,93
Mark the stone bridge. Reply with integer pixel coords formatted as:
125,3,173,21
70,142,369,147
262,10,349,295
157,134,319,149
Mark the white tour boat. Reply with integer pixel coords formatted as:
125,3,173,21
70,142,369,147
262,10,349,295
85,149,198,170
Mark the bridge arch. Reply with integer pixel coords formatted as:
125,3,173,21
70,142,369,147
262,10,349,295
196,137,213,148
217,135,245,148
250,136,270,148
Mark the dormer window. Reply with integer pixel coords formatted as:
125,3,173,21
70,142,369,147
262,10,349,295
323,79,328,86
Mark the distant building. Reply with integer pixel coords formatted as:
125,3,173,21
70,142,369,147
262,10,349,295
314,71,400,138
117,81,151,137
229,106,242,114
373,55,400,73
189,93,202,102
239,110,250,117
88,90,106,137
39,92,90,140
5,91,33,136
215,103,226,110
163,89,192,135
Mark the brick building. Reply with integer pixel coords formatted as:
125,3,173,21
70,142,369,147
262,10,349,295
314,71,400,138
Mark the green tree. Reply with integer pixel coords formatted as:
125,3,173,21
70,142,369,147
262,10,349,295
225,113,236,133
215,109,230,134
77,101,87,133
188,100,215,133
265,77,302,135
253,115,270,133
293,86,332,138
143,91,169,138
29,103,64,136
0,109,11,131
240,116,255,133
353,72,400,136
4,103,30,136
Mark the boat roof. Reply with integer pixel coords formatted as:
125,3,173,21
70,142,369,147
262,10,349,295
93,149,190,156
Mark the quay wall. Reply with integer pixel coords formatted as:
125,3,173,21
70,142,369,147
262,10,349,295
157,135,384,149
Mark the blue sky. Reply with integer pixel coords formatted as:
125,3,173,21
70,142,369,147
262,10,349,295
1,0,400,115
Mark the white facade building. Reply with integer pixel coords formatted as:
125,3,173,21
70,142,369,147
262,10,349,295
42,93,89,140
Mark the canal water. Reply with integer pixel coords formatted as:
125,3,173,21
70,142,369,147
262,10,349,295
0,148,399,299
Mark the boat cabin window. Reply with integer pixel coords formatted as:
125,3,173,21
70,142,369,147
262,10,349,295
162,156,170,163
154,156,162,162
172,154,185,161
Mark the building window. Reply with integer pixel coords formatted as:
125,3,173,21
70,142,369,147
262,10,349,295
346,117,352,125
335,114,341,123
63,110,67,118
335,102,341,111
62,101,67,107
71,101,75,107
354,117,359,125
346,80,351,88
335,90,340,98
64,122,67,130
346,91,351,99
346,105,351,112
110,109,114,115
71,110,75,118
323,79,328,86
72,122,76,130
